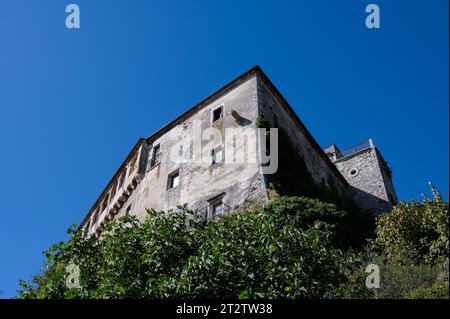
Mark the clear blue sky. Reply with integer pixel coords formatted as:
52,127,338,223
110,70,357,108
0,0,448,298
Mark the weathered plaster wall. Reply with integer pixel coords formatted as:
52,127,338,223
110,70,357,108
82,68,399,236
130,75,267,221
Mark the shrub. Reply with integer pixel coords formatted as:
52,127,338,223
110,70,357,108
373,183,449,264
18,197,362,299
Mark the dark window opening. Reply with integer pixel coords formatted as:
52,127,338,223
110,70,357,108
212,106,223,123
151,144,161,168
125,204,132,217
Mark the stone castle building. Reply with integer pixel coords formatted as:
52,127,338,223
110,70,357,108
79,66,397,236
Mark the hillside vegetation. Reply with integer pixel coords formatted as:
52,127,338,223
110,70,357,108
18,185,448,299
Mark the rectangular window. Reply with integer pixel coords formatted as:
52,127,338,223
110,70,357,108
212,202,223,217
167,169,180,190
211,145,224,165
151,144,161,168
125,204,132,217
212,106,223,123
207,193,226,219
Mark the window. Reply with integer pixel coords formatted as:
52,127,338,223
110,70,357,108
348,168,359,177
125,204,132,217
212,106,223,123
211,145,223,165
207,193,226,219
151,144,161,168
167,169,180,190
212,202,223,217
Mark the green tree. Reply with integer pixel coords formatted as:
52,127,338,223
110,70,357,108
18,197,365,299
373,183,449,264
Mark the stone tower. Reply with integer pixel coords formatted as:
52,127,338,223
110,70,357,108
324,139,397,214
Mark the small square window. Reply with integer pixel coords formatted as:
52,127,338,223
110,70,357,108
212,106,223,123
167,170,180,190
211,145,224,165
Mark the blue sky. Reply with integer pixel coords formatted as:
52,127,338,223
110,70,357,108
0,0,448,298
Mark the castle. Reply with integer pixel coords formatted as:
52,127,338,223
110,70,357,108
79,66,397,236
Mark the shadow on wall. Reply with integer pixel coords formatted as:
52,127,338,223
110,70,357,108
350,186,393,215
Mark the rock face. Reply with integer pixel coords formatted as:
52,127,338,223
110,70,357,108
79,66,398,236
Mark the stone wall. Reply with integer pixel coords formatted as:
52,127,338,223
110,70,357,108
333,147,394,214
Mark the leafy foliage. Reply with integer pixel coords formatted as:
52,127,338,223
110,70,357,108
17,185,449,299
408,281,449,299
367,256,448,299
18,197,363,299
373,183,449,264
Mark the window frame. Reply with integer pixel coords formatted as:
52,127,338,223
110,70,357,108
167,169,180,190
211,105,224,123
212,202,224,217
150,144,161,168
211,145,224,165
207,193,226,219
